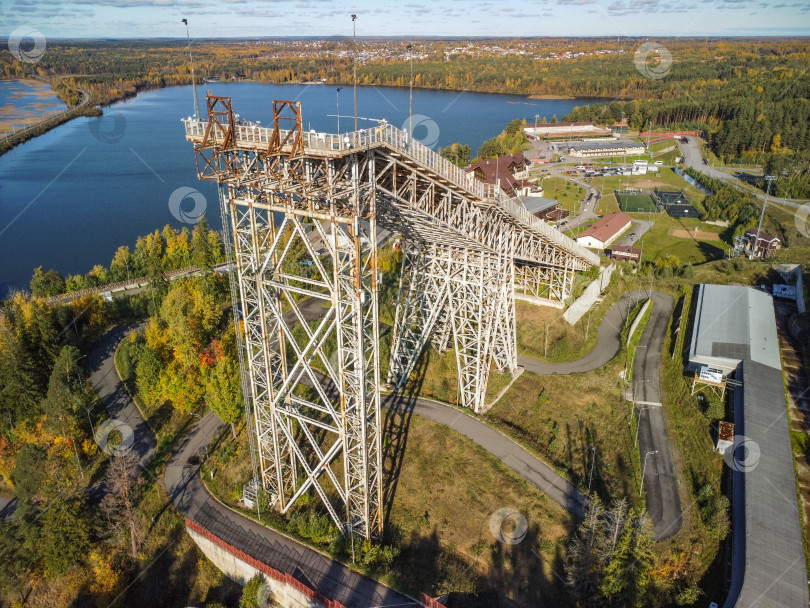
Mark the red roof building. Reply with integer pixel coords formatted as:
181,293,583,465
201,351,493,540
576,212,632,249
744,229,780,259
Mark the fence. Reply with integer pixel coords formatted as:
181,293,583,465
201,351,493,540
186,516,446,608
187,518,349,608
184,119,598,266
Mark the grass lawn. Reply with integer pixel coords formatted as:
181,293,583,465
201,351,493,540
540,176,586,212
203,414,575,606
636,214,728,265
616,192,658,213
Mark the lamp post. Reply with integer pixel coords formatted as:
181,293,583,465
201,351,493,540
749,175,777,260
640,450,658,496
181,18,200,120
407,43,414,138
351,14,358,131
587,445,596,494
335,87,343,135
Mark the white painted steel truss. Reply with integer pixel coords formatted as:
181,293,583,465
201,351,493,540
185,94,596,539
387,243,517,413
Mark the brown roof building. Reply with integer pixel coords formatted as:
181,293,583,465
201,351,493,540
576,212,632,249
743,229,781,259
465,153,533,197
609,244,641,263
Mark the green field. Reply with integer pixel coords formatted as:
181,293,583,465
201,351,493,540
615,191,659,213
538,175,586,212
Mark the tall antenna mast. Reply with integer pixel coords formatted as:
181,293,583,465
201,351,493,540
182,18,200,119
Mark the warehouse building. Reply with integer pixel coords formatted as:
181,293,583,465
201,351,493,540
686,284,808,608
568,140,645,158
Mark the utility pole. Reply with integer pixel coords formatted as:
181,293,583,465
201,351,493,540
351,14,358,131
407,44,414,138
750,175,777,260
640,450,658,496
182,19,200,120
587,445,596,493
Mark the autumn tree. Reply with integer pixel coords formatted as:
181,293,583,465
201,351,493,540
203,355,242,439
100,452,143,558
30,266,66,298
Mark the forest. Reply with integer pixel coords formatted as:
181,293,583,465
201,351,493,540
2,37,808,188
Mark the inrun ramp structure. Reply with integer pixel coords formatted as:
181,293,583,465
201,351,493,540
184,94,597,540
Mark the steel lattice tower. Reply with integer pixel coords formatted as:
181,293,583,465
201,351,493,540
185,94,597,539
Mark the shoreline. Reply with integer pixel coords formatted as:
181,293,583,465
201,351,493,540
528,94,576,100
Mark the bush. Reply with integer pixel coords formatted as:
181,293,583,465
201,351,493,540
239,574,270,608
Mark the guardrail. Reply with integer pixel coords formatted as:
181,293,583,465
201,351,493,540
184,118,490,201
184,119,596,265
186,517,446,608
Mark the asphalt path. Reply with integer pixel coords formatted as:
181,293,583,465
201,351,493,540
85,322,417,608
384,395,588,519
630,292,683,541
517,289,648,375
516,287,682,540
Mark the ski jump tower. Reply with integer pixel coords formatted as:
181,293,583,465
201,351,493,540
184,94,597,540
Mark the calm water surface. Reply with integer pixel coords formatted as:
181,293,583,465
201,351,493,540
0,82,598,295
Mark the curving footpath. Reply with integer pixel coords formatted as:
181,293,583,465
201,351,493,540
518,290,646,375
78,284,677,605
517,289,683,540
87,326,418,608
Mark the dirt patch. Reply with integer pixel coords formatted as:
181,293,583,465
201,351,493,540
671,228,720,241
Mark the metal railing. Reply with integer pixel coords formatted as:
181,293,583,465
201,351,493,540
184,119,597,265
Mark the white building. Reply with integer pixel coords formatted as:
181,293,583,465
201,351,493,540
576,212,632,249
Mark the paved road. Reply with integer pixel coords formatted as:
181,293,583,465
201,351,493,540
164,412,416,608
86,323,157,469
86,324,417,607
386,395,588,519
630,291,683,541
678,138,806,209
517,290,648,375
516,287,682,539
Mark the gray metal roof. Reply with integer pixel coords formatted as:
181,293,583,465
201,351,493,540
724,359,809,608
520,196,559,215
568,140,643,151
689,284,782,372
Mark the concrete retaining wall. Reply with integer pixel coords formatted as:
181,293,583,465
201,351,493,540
626,298,651,347
187,525,322,608
185,518,355,608
564,263,615,325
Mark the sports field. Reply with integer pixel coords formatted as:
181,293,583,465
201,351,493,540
615,191,659,213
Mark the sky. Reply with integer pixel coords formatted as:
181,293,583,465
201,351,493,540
2,0,809,39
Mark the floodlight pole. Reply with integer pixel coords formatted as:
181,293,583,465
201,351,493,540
182,18,200,119
749,175,777,260
336,87,343,135
587,445,596,493
352,14,358,131
640,450,658,496
407,44,414,138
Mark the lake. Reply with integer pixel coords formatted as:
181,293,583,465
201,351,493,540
0,82,597,295
0,80,67,136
